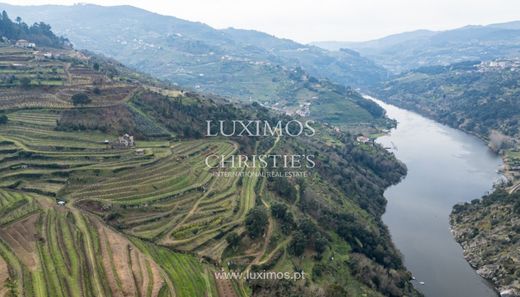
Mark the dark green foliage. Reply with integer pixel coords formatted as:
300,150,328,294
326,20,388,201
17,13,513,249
289,230,306,256
349,253,413,297
245,207,268,239
289,218,328,256
271,203,288,220
514,200,520,215
71,93,91,105
225,232,241,250
268,177,297,202
19,77,31,89
271,202,294,234
0,11,69,48
0,114,7,125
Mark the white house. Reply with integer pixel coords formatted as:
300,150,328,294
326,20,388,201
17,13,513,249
15,39,36,48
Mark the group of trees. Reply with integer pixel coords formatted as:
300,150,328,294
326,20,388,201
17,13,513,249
0,114,7,125
270,202,295,234
289,218,328,257
0,11,69,48
245,207,269,239
71,93,91,105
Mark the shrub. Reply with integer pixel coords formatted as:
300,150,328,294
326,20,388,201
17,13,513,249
20,77,31,89
71,93,91,105
226,232,241,250
245,207,268,239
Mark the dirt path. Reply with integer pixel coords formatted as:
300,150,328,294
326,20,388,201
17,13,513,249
244,215,273,274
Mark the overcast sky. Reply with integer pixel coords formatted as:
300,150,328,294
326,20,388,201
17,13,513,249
2,0,520,43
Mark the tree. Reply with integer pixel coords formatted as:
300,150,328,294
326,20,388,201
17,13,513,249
314,235,328,255
226,232,241,250
289,231,306,256
93,62,100,71
514,200,520,215
271,202,288,219
0,114,7,125
71,93,91,106
245,207,268,239
20,77,31,89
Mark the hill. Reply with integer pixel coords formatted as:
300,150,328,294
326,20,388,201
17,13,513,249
376,59,520,150
0,3,390,132
313,22,520,73
0,10,68,48
451,189,520,296
373,57,520,296
0,38,420,297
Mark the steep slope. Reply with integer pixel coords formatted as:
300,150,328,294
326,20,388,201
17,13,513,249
0,3,389,131
0,10,69,48
0,39,420,297
376,60,520,149
451,190,520,296
314,22,520,73
373,57,520,297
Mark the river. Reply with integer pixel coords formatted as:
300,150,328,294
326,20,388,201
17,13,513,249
372,98,503,297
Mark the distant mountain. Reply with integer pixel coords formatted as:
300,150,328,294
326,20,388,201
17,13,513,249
0,3,391,129
313,29,436,52
221,28,389,88
313,22,520,73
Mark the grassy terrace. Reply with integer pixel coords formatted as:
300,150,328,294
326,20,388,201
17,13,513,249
0,106,226,296
0,46,137,110
0,110,165,196
0,46,336,297
0,104,246,295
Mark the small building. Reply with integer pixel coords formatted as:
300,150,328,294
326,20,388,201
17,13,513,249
135,148,145,155
356,135,370,144
57,200,66,206
15,39,36,48
118,134,134,147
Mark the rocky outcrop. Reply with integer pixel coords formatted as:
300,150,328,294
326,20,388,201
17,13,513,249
451,194,520,297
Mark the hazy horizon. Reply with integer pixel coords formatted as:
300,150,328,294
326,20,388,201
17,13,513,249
1,0,520,44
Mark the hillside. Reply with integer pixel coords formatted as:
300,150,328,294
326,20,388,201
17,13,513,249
0,3,390,132
0,10,69,48
313,22,520,73
0,40,421,297
451,189,520,296
373,58,520,296
377,60,519,142
376,59,520,185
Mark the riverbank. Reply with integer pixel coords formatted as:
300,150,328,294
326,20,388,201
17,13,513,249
450,190,520,297
366,95,519,297
371,97,500,297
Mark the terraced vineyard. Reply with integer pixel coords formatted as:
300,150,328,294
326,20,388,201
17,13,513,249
0,46,137,110
0,44,419,297
0,47,230,297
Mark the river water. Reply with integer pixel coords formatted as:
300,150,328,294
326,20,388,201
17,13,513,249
372,98,502,297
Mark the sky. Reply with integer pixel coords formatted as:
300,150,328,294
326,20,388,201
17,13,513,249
2,0,520,43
